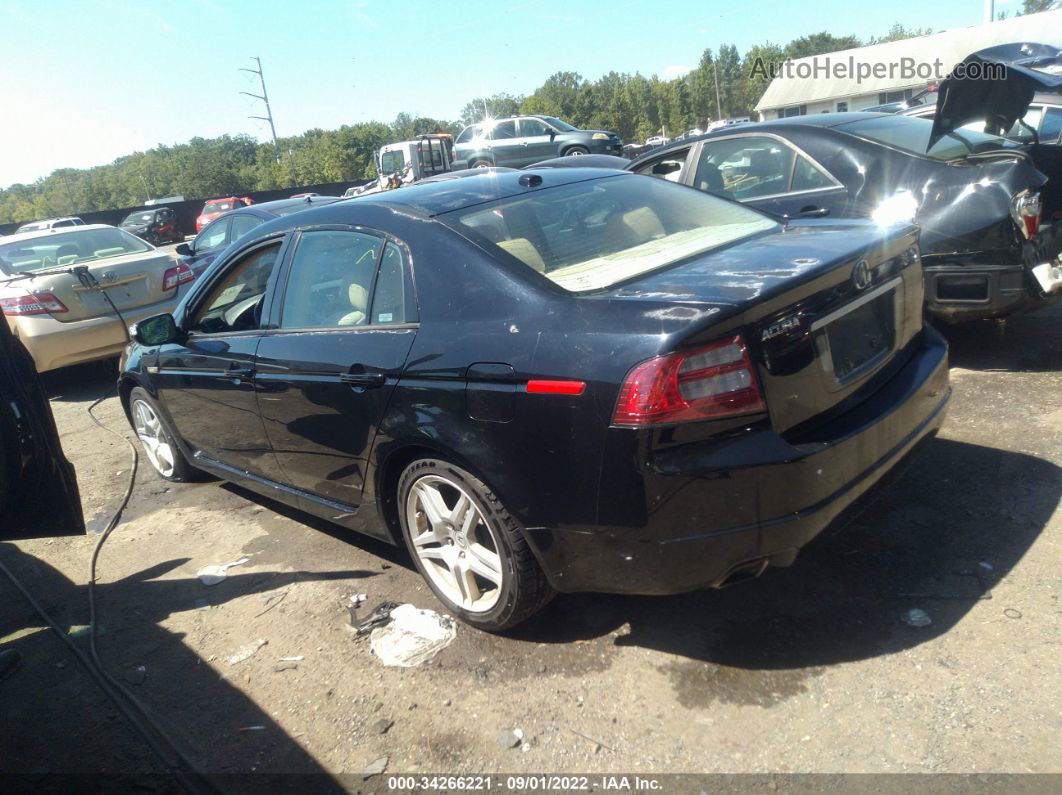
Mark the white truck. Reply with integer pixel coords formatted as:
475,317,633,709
344,134,454,197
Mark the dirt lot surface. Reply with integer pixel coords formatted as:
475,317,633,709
2,306,1061,789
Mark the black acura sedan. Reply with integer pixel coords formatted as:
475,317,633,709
608,114,1062,323
119,168,949,630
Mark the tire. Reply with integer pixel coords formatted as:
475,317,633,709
128,387,201,482
397,458,553,631
564,146,589,156
470,158,494,169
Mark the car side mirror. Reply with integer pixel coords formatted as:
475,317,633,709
549,130,556,140
175,242,192,256
133,314,179,346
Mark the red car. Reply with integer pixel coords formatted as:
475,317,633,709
195,196,253,232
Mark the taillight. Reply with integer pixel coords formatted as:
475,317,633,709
1011,189,1041,239
612,334,765,426
0,292,68,316
163,262,195,291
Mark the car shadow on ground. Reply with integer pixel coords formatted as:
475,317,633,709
0,542,362,788
939,303,1062,373
510,436,1060,691
41,357,121,403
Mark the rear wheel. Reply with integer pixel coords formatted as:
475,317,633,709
471,158,494,169
128,387,200,482
397,458,553,631
564,146,589,156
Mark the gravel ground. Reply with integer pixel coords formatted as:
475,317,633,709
1,305,1060,788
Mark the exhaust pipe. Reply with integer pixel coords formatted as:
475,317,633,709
713,557,769,589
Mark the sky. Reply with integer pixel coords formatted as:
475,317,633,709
0,0,1019,187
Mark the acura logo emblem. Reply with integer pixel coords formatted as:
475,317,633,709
852,259,871,291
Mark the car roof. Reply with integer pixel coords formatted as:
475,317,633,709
244,196,342,217
0,224,119,245
342,168,628,217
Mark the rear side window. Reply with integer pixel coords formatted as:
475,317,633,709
1040,107,1062,144
791,155,835,191
489,121,516,140
195,219,230,253
696,136,795,200
370,243,414,325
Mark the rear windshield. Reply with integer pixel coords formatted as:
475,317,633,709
449,174,777,293
122,212,155,225
837,115,1021,160
204,201,233,213
0,227,151,275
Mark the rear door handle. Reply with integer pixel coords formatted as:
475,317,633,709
224,366,253,381
799,206,830,218
339,371,386,388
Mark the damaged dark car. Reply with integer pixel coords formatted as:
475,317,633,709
620,113,1061,322
0,316,84,540
118,168,949,630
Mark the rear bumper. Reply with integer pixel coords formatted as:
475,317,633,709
525,327,950,595
12,294,180,372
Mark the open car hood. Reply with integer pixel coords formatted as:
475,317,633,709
929,42,1062,149
0,318,84,539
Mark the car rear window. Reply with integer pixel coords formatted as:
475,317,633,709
449,174,777,293
0,227,151,274
837,115,1021,160
204,201,233,213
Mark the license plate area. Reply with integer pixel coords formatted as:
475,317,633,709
812,278,901,387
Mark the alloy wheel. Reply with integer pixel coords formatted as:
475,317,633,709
405,474,504,612
132,399,176,478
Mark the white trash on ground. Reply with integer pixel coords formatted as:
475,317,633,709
369,604,457,667
197,557,250,586
228,638,268,665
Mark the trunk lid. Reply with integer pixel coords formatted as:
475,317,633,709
606,219,924,434
5,251,178,323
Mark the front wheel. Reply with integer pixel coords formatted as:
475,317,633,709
128,387,201,482
397,458,553,631
564,146,589,156
470,158,494,169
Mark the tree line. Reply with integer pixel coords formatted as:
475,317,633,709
4,8,1050,224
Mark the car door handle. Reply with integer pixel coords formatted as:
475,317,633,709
339,371,386,388
798,206,829,218
224,366,253,381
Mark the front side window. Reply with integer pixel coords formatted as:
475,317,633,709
279,230,383,329
0,227,151,274
519,118,551,137
539,116,577,132
634,148,690,184
189,243,281,334
380,150,406,174
449,173,777,293
696,136,795,200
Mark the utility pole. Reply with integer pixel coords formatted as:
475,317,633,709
713,64,723,121
240,56,297,186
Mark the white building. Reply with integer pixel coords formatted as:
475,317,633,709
755,9,1062,120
